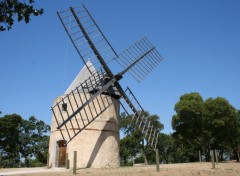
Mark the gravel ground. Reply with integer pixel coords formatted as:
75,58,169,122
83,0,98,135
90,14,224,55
0,162,239,176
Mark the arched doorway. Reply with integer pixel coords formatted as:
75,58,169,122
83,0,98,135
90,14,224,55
56,140,67,167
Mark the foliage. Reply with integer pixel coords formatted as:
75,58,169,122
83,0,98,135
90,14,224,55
157,133,174,163
143,145,155,164
0,114,50,168
120,131,142,165
119,112,136,135
19,116,50,167
172,93,205,145
148,114,164,132
204,97,236,148
134,153,145,164
171,92,240,162
119,111,164,165
228,110,240,161
0,114,22,167
0,0,43,31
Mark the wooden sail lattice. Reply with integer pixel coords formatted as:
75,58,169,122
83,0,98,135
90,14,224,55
51,69,117,143
57,4,118,74
120,87,159,149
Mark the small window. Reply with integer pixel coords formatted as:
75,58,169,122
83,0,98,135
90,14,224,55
62,103,67,111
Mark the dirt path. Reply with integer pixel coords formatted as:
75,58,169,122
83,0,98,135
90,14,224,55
0,167,65,176
0,162,239,176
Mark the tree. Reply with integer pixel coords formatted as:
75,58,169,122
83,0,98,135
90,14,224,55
143,114,164,164
0,0,43,31
232,110,240,161
172,132,200,162
119,112,135,135
172,93,239,162
119,111,164,165
120,112,144,165
172,92,207,161
19,116,50,167
148,114,164,132
157,133,174,164
206,97,240,161
0,114,23,167
204,97,238,161
120,132,142,165
0,114,50,167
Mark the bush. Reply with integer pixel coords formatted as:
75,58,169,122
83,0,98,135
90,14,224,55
29,159,46,167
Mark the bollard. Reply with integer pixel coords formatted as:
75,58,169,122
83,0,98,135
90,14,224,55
73,151,77,174
155,149,160,172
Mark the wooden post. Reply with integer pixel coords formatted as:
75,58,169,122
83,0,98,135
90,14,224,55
47,153,50,169
65,153,69,169
214,150,218,164
155,149,160,172
0,152,2,168
73,151,77,174
210,150,215,169
199,150,201,162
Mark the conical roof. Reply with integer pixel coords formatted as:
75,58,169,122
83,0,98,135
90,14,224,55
64,61,121,99
64,61,95,95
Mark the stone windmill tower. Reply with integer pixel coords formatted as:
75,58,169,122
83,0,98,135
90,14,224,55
48,4,163,169
48,61,120,168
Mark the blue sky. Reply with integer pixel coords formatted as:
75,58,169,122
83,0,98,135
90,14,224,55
1,0,240,134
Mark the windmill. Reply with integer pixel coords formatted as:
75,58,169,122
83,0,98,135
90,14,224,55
48,4,164,168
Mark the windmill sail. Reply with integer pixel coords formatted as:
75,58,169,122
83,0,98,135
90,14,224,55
54,4,163,149
120,87,159,149
117,37,164,82
57,4,118,75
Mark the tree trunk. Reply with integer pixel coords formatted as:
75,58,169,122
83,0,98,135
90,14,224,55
236,146,240,162
234,150,240,162
237,151,240,162
204,147,210,162
165,156,169,164
143,153,148,165
25,157,30,167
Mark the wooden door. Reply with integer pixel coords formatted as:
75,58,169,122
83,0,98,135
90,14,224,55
57,140,66,167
